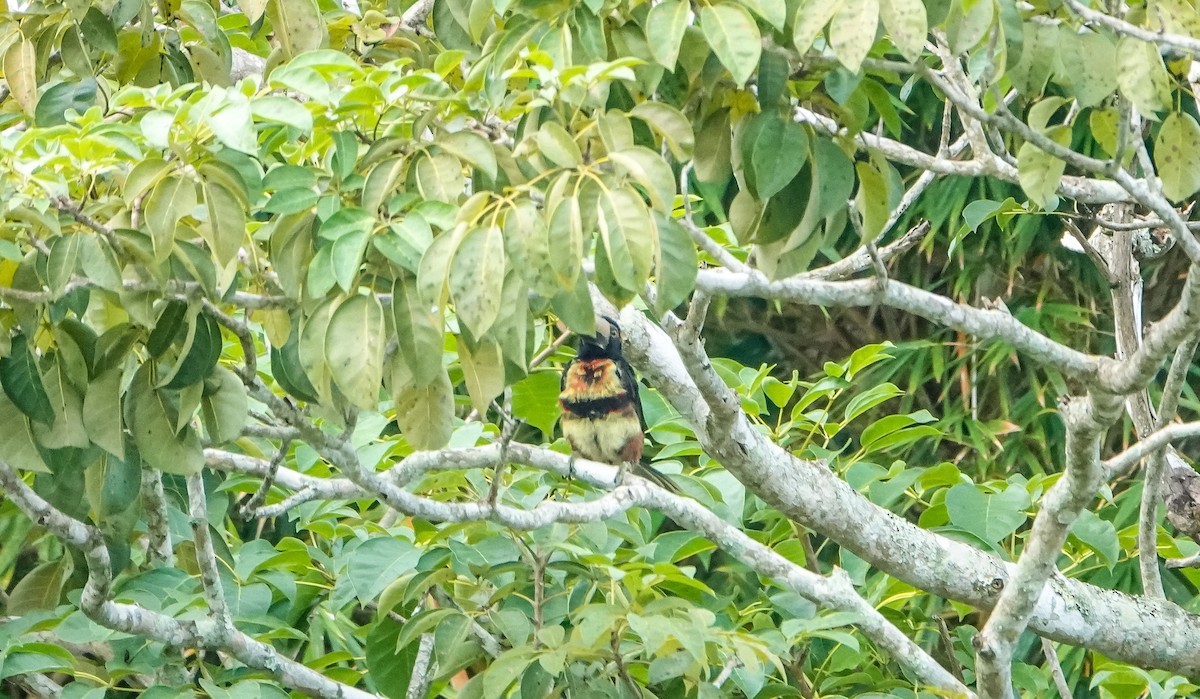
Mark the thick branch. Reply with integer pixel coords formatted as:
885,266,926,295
974,392,1122,697
693,270,1099,380
613,307,1200,677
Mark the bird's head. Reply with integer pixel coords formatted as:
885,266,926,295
577,315,623,360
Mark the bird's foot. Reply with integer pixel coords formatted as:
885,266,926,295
616,460,630,488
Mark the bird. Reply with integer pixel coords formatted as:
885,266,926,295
558,315,678,492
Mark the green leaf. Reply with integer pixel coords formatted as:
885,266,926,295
449,225,506,337
1116,36,1172,118
458,337,504,416
1058,31,1117,108
547,195,584,291
267,0,326,58
503,201,557,297
160,312,222,390
7,560,70,614
1,335,55,425
597,186,655,293
1016,126,1070,208
264,187,319,215
325,294,386,410
743,0,787,29
83,367,125,459
298,298,337,404
751,113,810,200
438,130,498,180
646,0,689,68
207,94,258,155
415,152,465,203
391,275,444,385
252,95,313,134
510,371,561,435
535,122,583,168
200,365,248,444
417,225,467,310
47,234,82,295
201,180,247,266
944,483,1029,543
0,390,49,472
1155,112,1200,202
365,616,418,699
35,78,99,127
652,212,698,315
78,235,123,292
879,0,927,61
854,159,890,242
86,446,141,518
483,648,536,699
127,365,203,476
146,175,196,263
4,36,38,115
608,147,676,212
830,0,879,72
271,325,321,404
349,537,423,605
794,0,844,54
700,4,762,86
389,359,454,450
631,102,695,161
1070,509,1120,569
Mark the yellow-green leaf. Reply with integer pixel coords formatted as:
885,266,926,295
267,0,326,58
597,186,655,292
389,359,454,450
830,0,880,72
201,180,247,266
794,0,844,54
4,36,37,116
700,4,762,86
458,337,504,415
146,175,197,263
325,294,385,410
608,147,676,212
630,102,695,161
535,122,583,168
1155,112,1200,201
450,225,506,337
1116,36,1171,118
646,0,689,68
1016,126,1071,207
879,0,927,61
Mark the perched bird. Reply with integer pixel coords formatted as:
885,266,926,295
559,316,677,491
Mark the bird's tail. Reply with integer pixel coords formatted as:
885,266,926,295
632,461,680,493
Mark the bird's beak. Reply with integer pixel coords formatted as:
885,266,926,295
593,315,614,339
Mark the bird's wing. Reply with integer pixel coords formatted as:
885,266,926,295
616,358,647,432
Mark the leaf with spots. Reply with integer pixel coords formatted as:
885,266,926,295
450,225,505,337
1155,112,1200,202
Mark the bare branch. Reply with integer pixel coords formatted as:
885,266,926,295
141,468,174,566
1063,0,1200,54
975,392,1123,697
693,270,1100,379
612,307,1200,678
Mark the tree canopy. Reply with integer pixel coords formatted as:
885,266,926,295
4,0,1200,697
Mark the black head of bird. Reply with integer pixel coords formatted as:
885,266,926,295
577,315,622,361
